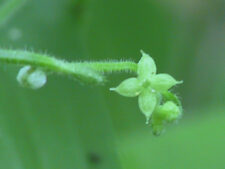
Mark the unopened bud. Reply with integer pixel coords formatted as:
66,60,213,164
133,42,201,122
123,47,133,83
17,66,47,89
158,101,181,122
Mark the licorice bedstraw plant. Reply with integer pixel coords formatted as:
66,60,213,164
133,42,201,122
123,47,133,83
0,49,183,135
0,0,183,135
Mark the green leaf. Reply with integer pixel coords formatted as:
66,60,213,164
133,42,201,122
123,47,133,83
137,50,156,82
151,73,182,92
138,89,157,124
110,78,142,97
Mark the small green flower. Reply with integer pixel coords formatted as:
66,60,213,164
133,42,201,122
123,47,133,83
110,50,183,135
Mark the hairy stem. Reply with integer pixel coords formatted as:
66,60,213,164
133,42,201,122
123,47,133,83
0,49,137,84
75,61,137,73
0,0,27,26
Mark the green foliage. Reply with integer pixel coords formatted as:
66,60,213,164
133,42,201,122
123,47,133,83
0,0,26,26
0,0,223,168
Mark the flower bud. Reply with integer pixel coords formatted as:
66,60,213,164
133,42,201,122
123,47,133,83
110,78,142,97
17,66,47,89
158,101,181,122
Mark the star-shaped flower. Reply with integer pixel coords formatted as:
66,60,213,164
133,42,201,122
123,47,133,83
110,51,183,135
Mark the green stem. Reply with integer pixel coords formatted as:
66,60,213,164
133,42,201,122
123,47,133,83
74,61,137,73
0,0,27,26
0,49,137,84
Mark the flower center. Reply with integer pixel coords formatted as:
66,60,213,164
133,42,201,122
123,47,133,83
142,79,151,88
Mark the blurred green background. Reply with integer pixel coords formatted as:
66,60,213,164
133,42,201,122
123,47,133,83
0,0,224,168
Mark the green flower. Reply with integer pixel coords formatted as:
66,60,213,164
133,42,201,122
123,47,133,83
110,51,183,134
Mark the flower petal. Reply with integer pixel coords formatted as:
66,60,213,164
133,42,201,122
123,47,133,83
137,50,156,82
151,73,182,92
138,89,157,124
110,78,142,97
